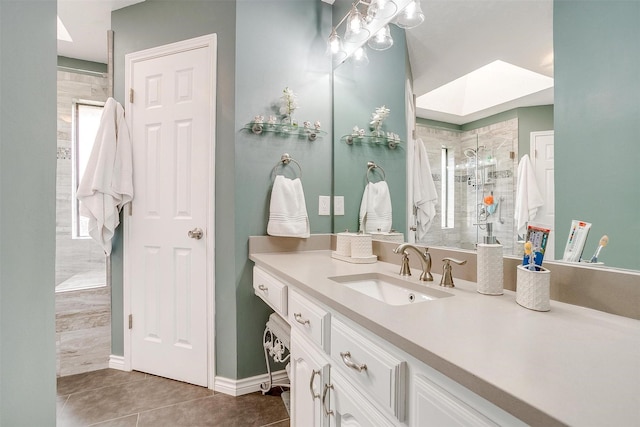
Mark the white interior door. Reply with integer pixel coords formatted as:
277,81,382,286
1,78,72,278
124,35,216,387
530,131,555,260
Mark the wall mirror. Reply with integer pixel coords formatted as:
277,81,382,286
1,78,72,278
332,0,636,272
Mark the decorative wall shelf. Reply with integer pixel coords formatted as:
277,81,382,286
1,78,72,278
341,134,403,149
245,122,326,141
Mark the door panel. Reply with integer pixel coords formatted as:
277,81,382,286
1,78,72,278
126,38,215,387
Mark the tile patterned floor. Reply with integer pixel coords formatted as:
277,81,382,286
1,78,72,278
57,369,290,427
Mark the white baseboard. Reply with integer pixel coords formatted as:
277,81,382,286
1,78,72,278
108,355,127,371
214,370,289,396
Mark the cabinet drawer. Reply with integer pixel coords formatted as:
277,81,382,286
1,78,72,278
288,289,330,353
253,266,288,316
331,318,406,422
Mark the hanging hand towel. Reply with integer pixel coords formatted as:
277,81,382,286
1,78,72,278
77,97,133,255
514,154,544,235
267,175,310,238
359,181,392,233
413,138,438,241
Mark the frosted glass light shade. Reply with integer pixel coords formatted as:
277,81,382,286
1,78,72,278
368,25,394,50
395,0,425,29
345,5,370,43
352,46,370,67
327,28,343,55
367,0,398,21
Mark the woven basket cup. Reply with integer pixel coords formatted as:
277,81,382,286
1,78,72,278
516,265,551,312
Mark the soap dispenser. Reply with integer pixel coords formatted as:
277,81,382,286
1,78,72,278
477,222,503,295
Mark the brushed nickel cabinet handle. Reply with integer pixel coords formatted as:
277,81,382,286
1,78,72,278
309,370,320,399
294,312,310,326
322,383,334,416
340,351,367,372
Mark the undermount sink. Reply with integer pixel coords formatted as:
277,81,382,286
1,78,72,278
328,273,453,306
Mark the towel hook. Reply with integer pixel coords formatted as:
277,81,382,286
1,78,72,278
271,153,302,179
366,161,386,183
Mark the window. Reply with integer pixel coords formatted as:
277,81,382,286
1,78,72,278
441,147,455,229
72,101,104,238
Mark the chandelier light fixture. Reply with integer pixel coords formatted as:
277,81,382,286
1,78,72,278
394,0,425,29
328,0,425,64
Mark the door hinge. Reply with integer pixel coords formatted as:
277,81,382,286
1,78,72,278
129,314,133,329
129,88,134,103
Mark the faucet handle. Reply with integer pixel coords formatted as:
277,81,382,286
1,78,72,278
439,258,467,288
442,257,467,266
399,253,411,277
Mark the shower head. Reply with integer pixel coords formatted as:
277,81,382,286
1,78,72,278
463,148,477,158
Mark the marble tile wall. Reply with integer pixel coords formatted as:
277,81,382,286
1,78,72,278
415,119,518,253
56,69,111,377
56,286,111,377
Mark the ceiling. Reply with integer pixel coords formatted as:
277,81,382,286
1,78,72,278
58,0,553,124
407,0,554,124
57,0,145,64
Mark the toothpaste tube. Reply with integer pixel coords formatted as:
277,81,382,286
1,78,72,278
562,220,591,263
523,224,550,268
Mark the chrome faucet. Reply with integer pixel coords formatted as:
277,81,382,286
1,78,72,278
393,244,433,282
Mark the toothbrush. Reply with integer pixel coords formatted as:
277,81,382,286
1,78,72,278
589,235,609,263
524,241,536,271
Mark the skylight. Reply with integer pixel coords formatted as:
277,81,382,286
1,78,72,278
416,60,553,118
57,16,73,42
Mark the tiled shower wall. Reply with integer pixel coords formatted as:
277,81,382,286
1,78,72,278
56,70,108,286
56,69,111,376
415,118,519,254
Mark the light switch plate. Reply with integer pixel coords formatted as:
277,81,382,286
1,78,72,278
319,196,331,216
334,196,345,215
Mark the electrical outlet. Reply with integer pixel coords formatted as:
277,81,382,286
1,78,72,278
334,196,345,215
319,196,331,216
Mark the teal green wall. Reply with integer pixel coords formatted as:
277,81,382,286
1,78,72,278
333,24,408,234
554,1,639,270
1,1,57,424
234,0,332,377
112,0,331,379
515,105,554,157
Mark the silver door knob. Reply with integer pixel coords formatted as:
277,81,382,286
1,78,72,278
188,228,203,240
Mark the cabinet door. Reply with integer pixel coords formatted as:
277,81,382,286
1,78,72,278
291,330,330,427
328,370,397,427
412,374,497,427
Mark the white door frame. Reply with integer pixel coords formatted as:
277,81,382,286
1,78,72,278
122,34,217,389
529,130,554,260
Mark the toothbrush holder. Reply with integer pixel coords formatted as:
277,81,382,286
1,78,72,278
516,265,551,312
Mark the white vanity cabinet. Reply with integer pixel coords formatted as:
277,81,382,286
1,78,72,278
255,265,525,427
253,266,288,317
290,329,330,427
289,292,400,427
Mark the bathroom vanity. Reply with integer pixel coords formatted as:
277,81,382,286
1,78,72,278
250,238,640,426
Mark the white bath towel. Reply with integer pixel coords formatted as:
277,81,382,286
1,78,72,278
514,154,544,235
413,138,438,241
267,175,310,238
359,181,392,233
77,98,133,255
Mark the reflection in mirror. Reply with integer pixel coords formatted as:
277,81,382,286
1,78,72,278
332,0,639,272
414,119,519,255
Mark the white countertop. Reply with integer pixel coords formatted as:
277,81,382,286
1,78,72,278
250,250,640,427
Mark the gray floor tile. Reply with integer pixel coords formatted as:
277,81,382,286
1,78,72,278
88,414,139,427
58,375,213,426
137,392,289,427
57,369,146,396
57,369,289,427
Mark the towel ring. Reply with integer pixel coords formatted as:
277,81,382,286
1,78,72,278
271,153,302,179
366,161,385,183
